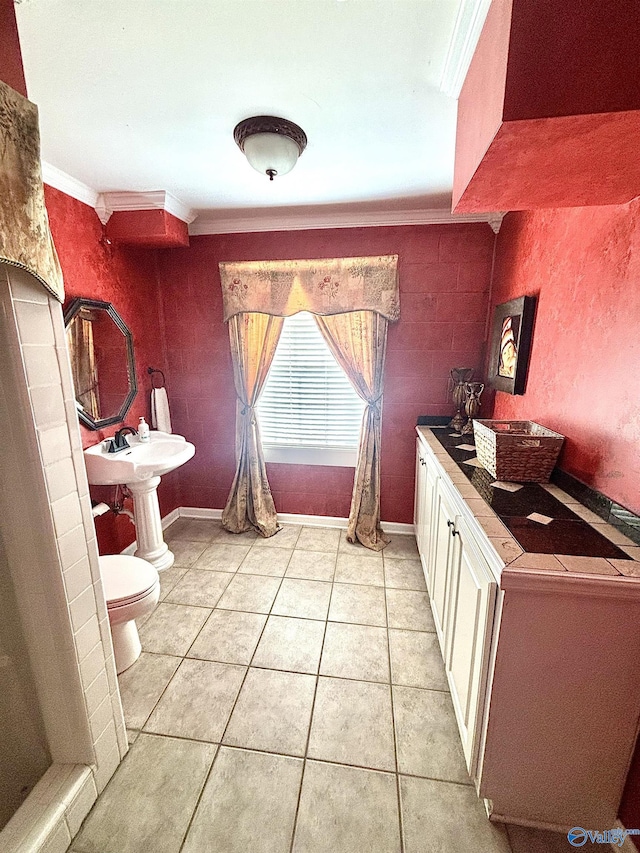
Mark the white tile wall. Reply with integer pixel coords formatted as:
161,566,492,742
89,696,115,743
79,643,108,692
57,525,90,572
38,425,72,467
23,345,63,387
29,383,66,429
64,773,97,837
73,617,102,663
62,556,92,603
0,265,126,852
38,820,71,853
51,493,84,539
14,300,56,345
69,586,99,633
92,721,120,793
44,458,78,503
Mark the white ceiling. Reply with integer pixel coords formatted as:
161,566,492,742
15,0,490,225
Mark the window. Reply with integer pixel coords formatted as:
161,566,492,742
257,311,366,466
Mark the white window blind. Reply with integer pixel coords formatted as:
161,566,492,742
257,312,366,466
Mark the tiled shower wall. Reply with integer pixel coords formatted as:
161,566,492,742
0,265,126,851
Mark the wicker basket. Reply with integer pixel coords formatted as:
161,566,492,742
472,420,565,483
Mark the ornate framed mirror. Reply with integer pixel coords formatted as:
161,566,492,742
63,298,137,430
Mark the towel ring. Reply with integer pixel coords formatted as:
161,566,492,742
148,367,166,389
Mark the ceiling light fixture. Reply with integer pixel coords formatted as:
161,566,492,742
233,115,307,181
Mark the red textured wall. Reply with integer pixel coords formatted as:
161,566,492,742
490,202,640,831
490,200,640,515
453,0,640,213
44,186,178,554
452,0,511,210
503,0,640,121
158,224,495,524
106,209,189,248
0,0,27,97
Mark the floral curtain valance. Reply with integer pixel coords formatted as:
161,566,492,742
219,255,399,322
0,81,64,302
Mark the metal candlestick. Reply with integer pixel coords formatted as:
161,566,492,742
448,367,474,432
461,381,485,435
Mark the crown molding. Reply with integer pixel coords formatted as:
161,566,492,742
189,207,505,236
41,162,99,208
97,190,196,225
39,162,506,236
40,164,196,225
440,0,492,99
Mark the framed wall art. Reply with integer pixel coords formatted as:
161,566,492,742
488,295,536,395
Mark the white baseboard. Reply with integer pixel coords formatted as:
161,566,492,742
119,507,181,555
380,520,415,535
121,507,414,554
162,507,181,528
177,506,414,535
179,507,223,520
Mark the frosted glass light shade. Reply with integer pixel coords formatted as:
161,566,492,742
242,133,300,178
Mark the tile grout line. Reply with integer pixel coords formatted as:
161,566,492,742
175,529,299,853
383,553,406,853
239,523,313,853
187,605,432,629
134,647,453,693
287,543,337,853
134,561,225,729
132,526,280,821
116,523,429,853
107,729,476,788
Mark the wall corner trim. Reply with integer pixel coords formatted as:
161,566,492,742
487,212,505,234
40,161,196,225
98,190,196,225
440,0,492,99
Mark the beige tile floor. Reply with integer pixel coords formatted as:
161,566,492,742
72,520,575,853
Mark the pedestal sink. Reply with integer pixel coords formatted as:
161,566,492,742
84,431,195,571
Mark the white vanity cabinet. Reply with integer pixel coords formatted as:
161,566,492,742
414,427,640,831
417,447,497,774
413,440,437,584
441,507,496,773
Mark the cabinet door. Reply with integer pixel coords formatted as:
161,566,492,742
444,514,496,773
414,442,438,587
422,455,438,563
414,441,426,551
428,482,457,651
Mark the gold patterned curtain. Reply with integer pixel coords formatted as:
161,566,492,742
0,81,64,302
222,312,284,537
315,311,389,551
219,255,399,322
219,256,399,548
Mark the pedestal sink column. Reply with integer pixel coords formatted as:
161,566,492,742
126,476,174,571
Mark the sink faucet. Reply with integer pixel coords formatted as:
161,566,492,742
107,426,138,453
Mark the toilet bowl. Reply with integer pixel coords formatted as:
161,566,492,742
100,555,160,674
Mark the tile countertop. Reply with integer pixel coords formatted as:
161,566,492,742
416,426,640,580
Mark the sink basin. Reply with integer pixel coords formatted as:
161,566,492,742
84,431,195,485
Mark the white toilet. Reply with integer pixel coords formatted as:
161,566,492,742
100,555,160,674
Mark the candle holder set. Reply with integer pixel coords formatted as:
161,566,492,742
448,368,485,435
